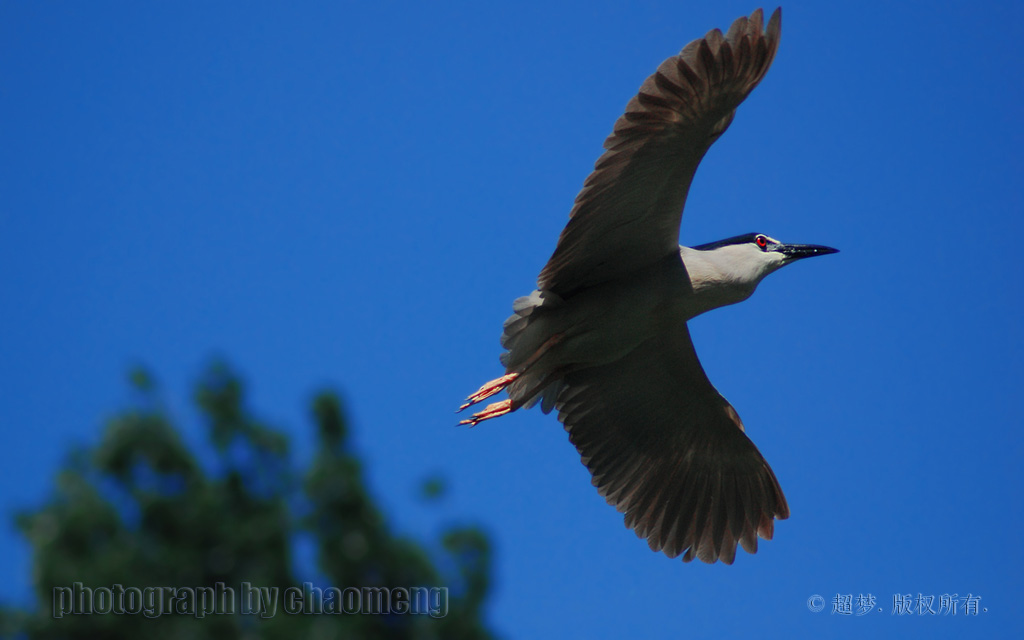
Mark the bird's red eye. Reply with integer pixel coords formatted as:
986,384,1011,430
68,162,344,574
756,235,767,248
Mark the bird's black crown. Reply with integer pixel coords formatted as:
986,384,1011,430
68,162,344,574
691,233,763,251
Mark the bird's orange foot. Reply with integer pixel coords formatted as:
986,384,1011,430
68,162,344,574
458,399,513,427
457,372,519,411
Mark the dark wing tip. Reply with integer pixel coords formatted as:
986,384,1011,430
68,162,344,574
766,8,783,61
768,7,783,34
583,435,789,565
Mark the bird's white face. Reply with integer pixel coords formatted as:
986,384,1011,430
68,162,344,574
706,235,789,285
751,234,789,276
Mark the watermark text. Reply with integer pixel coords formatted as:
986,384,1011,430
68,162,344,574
52,582,448,619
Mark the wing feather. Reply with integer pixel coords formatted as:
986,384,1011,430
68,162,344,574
555,320,789,564
538,8,782,297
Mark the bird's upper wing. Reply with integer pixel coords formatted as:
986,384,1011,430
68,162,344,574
555,319,789,564
538,8,781,297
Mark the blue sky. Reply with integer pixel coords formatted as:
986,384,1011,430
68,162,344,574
1,1,1021,638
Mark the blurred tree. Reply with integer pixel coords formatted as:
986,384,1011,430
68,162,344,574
0,363,496,640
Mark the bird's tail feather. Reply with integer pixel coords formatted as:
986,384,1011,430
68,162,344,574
500,290,566,413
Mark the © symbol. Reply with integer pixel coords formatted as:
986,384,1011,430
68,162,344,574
807,595,825,613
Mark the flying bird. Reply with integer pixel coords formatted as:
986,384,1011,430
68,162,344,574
459,7,836,564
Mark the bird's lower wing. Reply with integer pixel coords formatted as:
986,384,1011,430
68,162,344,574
555,322,789,564
539,8,782,298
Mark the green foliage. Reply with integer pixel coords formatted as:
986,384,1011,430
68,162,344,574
1,363,496,640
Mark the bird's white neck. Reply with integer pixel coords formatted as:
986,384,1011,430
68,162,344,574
678,245,769,319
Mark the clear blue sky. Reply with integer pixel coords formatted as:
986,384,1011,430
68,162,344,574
2,1,1021,638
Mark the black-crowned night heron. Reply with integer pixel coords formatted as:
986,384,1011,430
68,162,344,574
459,7,837,564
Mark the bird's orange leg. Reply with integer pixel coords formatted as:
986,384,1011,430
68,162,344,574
458,371,558,427
517,333,564,371
457,372,519,412
457,332,565,423
458,399,514,427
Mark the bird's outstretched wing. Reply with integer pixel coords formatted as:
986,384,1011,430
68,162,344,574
539,8,781,297
556,319,789,564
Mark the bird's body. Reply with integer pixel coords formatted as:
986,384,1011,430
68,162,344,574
460,7,837,564
498,244,779,384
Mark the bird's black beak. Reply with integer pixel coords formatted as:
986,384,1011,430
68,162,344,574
775,243,839,261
